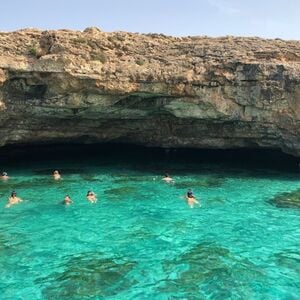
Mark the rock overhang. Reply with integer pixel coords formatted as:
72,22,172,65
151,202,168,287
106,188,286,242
0,28,299,156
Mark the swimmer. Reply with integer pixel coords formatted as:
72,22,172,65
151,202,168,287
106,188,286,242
86,191,97,203
62,195,73,205
6,191,23,208
185,189,200,208
1,172,9,180
162,173,174,183
53,170,61,180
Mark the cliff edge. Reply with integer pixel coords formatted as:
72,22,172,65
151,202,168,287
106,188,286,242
0,28,299,156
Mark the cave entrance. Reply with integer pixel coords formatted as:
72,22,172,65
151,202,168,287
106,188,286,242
0,143,298,171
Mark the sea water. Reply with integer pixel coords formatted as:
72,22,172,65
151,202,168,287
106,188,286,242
0,150,299,299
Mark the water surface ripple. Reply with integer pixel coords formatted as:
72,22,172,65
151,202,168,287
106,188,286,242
0,159,299,299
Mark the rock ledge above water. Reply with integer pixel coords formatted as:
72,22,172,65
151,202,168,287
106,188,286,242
0,29,299,156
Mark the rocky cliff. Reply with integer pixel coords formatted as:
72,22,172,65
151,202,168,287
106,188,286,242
0,28,299,156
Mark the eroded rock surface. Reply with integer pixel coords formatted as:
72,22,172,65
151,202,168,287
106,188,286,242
0,28,299,155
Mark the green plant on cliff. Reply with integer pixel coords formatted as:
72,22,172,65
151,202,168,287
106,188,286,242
74,37,87,44
28,44,39,57
115,34,126,42
135,59,145,66
91,51,108,64
87,40,98,49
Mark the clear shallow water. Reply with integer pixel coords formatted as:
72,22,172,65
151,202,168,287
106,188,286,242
0,156,299,299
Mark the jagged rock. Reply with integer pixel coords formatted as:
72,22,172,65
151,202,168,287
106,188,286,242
0,29,299,156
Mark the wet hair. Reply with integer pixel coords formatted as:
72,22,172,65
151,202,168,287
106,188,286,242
187,189,193,197
165,173,169,177
2,172,7,176
87,191,91,196
53,170,59,174
11,191,17,197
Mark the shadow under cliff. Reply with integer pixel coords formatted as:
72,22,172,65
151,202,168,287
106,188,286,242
0,143,299,172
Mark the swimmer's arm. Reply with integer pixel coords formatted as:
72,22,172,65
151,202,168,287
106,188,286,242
194,198,201,206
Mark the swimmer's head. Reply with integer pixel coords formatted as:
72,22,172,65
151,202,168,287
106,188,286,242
165,173,169,177
11,191,17,197
187,189,193,196
53,170,59,175
87,191,92,196
2,172,7,176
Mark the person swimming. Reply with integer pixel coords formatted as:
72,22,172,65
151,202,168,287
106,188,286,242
6,191,23,208
1,172,9,180
185,189,200,208
86,191,97,203
53,170,61,180
62,195,73,205
162,173,174,183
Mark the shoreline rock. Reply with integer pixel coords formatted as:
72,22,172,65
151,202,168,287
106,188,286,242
0,29,299,156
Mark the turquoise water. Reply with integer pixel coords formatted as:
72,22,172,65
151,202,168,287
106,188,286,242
0,154,299,299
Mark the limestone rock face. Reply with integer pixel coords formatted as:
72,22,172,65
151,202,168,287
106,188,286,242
0,28,299,156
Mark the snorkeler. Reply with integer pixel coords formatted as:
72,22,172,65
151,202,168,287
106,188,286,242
185,189,200,208
1,172,9,180
162,173,174,183
6,191,23,208
62,195,73,205
86,191,97,203
53,170,61,180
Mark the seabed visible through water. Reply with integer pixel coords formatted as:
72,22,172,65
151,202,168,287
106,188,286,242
0,144,299,299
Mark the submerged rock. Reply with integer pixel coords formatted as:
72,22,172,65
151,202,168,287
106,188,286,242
0,177,58,192
269,189,300,208
126,228,156,240
0,30,299,156
104,186,137,197
205,196,226,207
274,250,300,274
80,173,98,181
160,242,266,298
113,175,150,184
0,232,27,254
174,176,224,189
38,252,137,299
